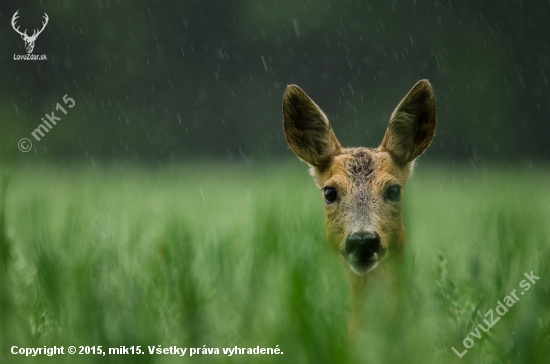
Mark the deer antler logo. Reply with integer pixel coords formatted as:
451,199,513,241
11,11,49,54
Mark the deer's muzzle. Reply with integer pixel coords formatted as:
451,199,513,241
342,231,387,274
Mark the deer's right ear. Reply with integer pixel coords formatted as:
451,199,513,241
283,85,342,169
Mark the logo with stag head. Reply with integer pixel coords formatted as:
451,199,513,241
11,11,49,58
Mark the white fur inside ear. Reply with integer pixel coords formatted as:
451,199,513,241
309,167,323,189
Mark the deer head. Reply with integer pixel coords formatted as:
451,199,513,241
283,80,437,331
11,11,49,54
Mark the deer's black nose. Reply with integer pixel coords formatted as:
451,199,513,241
344,231,382,271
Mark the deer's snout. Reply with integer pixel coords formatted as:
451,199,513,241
343,231,386,274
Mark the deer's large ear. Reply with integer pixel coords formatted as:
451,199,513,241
283,85,342,169
380,80,437,164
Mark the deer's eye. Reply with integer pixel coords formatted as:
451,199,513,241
324,187,338,204
386,185,401,202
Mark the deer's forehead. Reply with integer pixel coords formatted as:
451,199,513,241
318,148,407,189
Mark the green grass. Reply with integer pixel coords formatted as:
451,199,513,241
1,161,549,363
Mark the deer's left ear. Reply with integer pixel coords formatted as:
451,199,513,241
380,80,437,164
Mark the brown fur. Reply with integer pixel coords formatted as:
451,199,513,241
282,80,437,334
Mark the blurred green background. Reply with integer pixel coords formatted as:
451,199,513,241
1,1,549,364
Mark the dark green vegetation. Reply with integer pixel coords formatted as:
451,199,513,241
2,1,549,161
1,162,549,363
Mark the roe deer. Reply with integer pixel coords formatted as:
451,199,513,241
282,80,436,333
